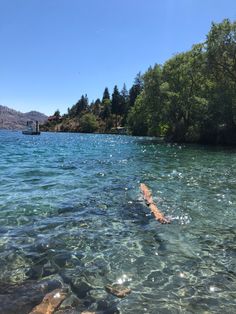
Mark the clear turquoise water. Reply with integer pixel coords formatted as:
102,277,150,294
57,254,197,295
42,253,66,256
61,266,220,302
0,130,236,313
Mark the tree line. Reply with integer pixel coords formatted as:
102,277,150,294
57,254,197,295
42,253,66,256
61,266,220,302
43,72,143,134
43,19,236,144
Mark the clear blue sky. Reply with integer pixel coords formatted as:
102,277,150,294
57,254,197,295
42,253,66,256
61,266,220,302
0,0,235,116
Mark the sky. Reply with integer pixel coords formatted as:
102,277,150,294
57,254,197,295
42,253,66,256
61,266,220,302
0,0,236,116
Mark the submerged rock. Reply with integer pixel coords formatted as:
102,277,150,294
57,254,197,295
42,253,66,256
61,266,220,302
29,288,67,314
0,277,62,314
105,284,131,298
81,310,119,314
54,293,81,313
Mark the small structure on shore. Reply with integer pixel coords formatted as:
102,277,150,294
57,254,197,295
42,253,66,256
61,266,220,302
22,120,40,135
111,126,128,135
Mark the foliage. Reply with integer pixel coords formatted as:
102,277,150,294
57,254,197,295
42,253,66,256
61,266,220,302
68,95,89,117
79,113,99,133
100,98,111,120
162,45,208,141
129,72,143,107
91,98,101,116
111,86,121,116
206,19,236,129
127,94,148,136
127,19,236,144
42,19,236,144
120,83,129,124
102,87,110,101
54,109,60,117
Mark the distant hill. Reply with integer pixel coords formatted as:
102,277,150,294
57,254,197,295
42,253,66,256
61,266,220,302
0,105,48,130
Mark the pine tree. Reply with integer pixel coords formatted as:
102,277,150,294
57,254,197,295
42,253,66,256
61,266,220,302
112,85,122,127
120,83,129,116
129,72,143,107
91,98,101,116
102,87,110,101
69,95,89,117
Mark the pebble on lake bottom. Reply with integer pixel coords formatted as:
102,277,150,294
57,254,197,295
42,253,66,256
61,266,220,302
105,284,131,298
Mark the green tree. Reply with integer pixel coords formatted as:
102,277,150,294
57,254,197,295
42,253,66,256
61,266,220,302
111,85,122,127
127,94,148,135
100,98,112,131
91,98,101,116
120,83,129,124
79,113,98,133
129,72,143,107
206,19,236,83
162,45,208,142
54,109,60,117
101,99,111,119
69,95,89,117
128,65,164,136
102,87,110,101
206,19,236,130
141,65,164,135
100,87,112,130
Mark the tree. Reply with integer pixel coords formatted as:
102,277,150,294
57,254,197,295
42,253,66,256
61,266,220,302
129,72,143,107
68,95,89,117
206,19,236,129
127,94,148,135
79,113,98,133
127,66,163,136
128,65,164,136
99,99,112,131
100,87,112,129
206,19,236,82
91,98,101,116
102,87,110,101
162,45,208,142
120,83,129,118
111,85,122,127
54,109,60,117
141,65,164,135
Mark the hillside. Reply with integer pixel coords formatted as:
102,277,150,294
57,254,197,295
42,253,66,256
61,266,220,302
0,105,48,130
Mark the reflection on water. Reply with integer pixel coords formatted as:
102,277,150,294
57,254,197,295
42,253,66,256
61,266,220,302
0,130,236,313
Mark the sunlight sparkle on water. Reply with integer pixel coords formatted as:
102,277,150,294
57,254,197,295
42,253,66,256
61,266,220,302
116,274,132,285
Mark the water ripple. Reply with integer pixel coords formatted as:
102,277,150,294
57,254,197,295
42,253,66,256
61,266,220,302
0,131,236,313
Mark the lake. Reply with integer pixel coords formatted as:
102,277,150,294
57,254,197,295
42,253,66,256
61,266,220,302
0,130,236,313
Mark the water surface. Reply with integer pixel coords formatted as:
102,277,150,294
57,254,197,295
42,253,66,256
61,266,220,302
0,130,236,313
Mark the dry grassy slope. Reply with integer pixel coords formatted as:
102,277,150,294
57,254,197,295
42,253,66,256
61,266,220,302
0,105,48,130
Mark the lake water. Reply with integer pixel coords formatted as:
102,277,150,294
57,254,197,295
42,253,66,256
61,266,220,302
0,130,236,313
